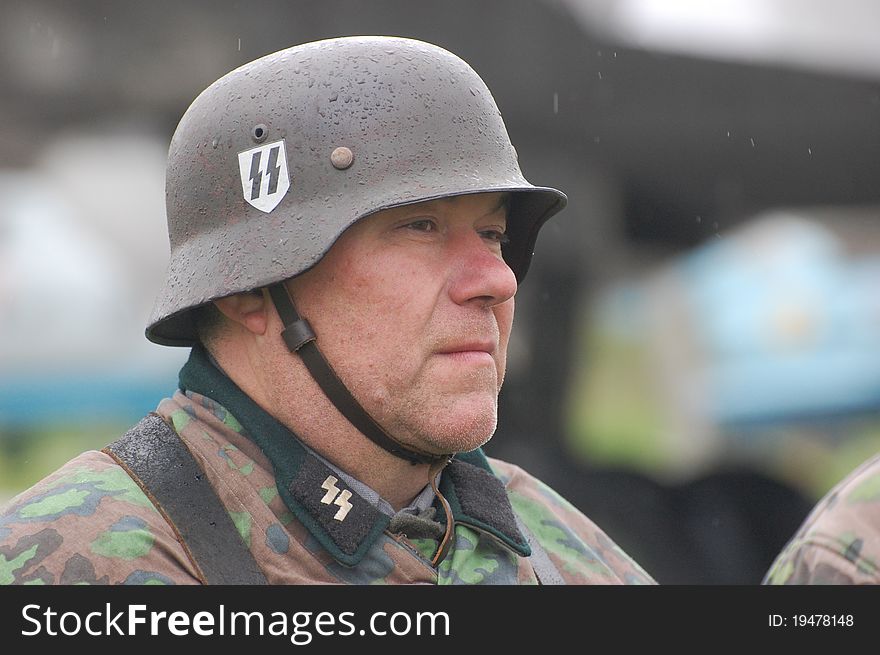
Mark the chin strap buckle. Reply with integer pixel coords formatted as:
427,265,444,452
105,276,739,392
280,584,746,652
280,318,316,352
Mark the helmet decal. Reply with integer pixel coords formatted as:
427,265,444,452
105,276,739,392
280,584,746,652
237,139,290,213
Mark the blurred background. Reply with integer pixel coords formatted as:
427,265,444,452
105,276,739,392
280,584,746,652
2,0,880,584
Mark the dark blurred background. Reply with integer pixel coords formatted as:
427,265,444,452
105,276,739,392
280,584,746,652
2,0,880,584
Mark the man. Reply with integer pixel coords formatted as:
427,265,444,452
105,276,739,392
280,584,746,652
0,36,653,585
763,452,880,584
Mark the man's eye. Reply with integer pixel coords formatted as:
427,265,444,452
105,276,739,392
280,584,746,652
405,219,436,232
480,229,510,245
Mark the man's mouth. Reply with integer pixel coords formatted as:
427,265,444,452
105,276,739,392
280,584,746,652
435,340,496,364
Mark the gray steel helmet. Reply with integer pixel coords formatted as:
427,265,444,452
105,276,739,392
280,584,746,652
146,35,567,346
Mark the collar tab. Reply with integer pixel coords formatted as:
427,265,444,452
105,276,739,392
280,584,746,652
441,456,531,557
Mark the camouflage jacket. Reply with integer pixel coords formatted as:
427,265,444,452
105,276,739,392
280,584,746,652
763,452,880,584
0,348,655,585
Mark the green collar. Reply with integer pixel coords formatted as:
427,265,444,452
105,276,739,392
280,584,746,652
179,346,529,566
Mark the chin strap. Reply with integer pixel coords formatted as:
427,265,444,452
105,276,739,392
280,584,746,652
267,282,451,466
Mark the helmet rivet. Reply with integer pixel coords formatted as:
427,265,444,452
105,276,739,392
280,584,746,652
330,146,354,170
252,124,268,143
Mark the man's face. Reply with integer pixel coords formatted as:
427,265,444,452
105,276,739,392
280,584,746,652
287,192,516,455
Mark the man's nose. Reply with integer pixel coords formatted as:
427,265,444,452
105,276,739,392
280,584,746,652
447,231,518,308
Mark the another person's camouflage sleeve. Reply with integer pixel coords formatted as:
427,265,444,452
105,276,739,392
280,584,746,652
763,452,880,585
0,451,200,585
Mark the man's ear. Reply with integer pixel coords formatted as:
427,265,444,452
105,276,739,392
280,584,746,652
213,290,269,336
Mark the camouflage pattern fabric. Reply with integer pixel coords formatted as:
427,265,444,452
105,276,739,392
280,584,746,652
1,390,655,585
763,452,880,584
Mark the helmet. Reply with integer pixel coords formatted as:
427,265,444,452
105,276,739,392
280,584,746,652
146,35,566,346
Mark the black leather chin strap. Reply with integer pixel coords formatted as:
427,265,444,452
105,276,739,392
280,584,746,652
267,282,450,466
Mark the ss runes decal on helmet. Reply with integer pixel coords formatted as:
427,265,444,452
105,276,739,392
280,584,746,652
237,139,290,213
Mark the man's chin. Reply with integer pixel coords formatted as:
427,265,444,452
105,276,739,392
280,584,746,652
411,399,498,455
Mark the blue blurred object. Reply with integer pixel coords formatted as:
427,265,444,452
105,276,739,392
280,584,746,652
0,163,186,434
0,374,177,429
678,215,880,425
